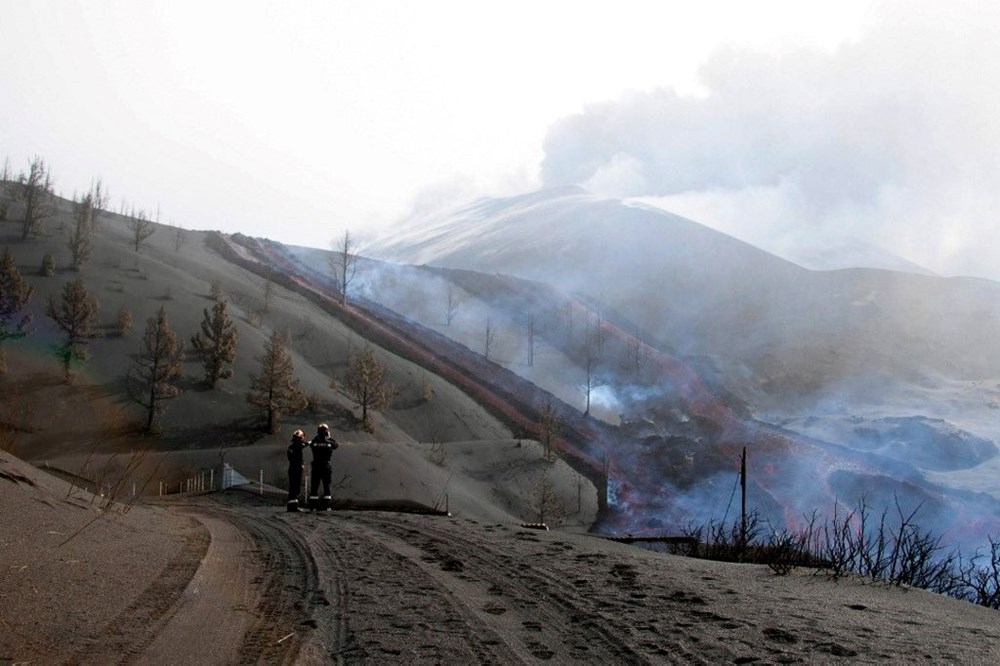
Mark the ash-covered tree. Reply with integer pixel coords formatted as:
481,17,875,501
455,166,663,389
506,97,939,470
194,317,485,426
68,192,95,270
127,209,156,252
45,278,99,378
19,156,53,240
190,299,238,388
127,307,184,433
484,317,496,361
330,229,358,306
526,313,536,366
340,345,396,433
0,248,34,373
67,180,109,268
0,157,12,220
578,334,604,417
531,471,564,525
446,284,460,326
247,329,307,433
538,400,560,462
88,178,109,230
172,224,187,254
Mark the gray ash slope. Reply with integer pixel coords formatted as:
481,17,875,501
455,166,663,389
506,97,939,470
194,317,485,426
367,186,1000,492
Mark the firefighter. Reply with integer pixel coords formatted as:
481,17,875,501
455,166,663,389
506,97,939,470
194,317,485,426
309,423,339,511
286,429,307,512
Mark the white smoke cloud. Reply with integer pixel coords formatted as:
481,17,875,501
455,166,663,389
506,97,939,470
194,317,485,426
540,3,1000,278
582,152,648,198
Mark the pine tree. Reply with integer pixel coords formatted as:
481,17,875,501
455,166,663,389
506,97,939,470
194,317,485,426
247,329,307,433
127,307,184,433
0,248,34,372
190,299,238,387
45,278,98,377
341,345,395,433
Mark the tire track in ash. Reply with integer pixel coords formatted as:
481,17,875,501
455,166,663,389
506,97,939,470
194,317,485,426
216,509,322,665
307,514,518,664
68,516,210,665
365,514,714,664
357,514,637,663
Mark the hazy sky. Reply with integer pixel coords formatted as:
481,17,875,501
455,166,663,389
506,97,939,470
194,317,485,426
4,1,1000,278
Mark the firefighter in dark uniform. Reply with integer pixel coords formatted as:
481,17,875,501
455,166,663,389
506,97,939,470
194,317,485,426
309,423,339,511
286,429,307,512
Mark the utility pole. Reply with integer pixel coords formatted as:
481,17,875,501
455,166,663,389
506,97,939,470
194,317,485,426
740,447,748,561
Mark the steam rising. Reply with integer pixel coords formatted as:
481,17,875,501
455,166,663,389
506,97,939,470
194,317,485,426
540,5,1000,279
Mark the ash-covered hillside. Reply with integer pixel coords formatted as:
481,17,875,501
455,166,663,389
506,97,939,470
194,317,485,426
4,181,1000,549
366,187,1000,499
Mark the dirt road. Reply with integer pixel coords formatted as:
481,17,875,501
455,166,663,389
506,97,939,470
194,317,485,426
166,492,723,664
78,490,1000,665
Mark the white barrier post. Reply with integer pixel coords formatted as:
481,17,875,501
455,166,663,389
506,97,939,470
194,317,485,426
210,468,214,491
259,470,264,495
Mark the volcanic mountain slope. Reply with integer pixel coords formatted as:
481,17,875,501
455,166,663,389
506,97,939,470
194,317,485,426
219,231,1000,551
366,187,1000,412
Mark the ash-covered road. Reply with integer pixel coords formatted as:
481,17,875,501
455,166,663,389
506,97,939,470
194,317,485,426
104,491,1000,665
182,494,720,664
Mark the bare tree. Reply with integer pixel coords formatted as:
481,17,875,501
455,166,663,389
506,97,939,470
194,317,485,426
19,156,53,240
593,310,606,354
578,337,604,417
538,400,560,462
172,224,187,253
0,247,34,373
190,299,238,388
68,192,95,270
527,313,536,366
247,329,308,433
330,230,358,306
341,345,396,433
531,472,564,525
446,284,460,326
127,209,156,252
46,278,99,378
484,317,496,361
0,158,11,221
127,307,184,433
624,327,644,376
88,178,110,231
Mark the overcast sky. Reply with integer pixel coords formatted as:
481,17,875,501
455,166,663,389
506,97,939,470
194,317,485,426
4,1,1000,278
